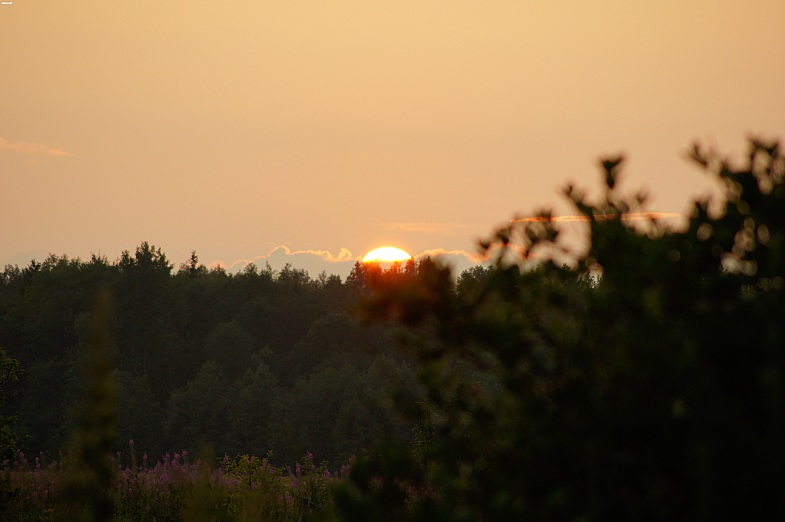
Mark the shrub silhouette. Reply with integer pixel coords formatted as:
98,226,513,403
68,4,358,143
335,138,785,521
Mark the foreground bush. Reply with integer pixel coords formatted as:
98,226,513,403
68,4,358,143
336,139,785,520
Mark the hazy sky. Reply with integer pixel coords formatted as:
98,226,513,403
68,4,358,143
2,1,783,277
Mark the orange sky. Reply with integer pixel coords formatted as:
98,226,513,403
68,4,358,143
1,1,783,277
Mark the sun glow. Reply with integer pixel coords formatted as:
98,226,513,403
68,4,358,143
362,246,412,263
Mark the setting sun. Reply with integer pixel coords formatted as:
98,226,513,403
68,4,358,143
362,246,412,263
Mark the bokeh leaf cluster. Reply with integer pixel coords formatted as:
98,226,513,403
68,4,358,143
336,138,785,520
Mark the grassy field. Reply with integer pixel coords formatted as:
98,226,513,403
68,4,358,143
1,450,348,521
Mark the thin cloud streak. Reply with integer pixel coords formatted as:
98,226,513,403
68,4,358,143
0,137,73,157
510,212,680,223
377,222,472,235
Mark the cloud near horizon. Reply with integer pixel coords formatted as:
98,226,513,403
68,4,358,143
0,137,73,157
212,245,358,271
414,248,487,264
209,245,485,278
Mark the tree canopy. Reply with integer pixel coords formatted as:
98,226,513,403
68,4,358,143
0,248,428,466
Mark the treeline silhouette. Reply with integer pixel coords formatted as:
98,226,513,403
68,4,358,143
0,250,472,466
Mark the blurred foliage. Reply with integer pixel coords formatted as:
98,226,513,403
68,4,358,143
57,287,118,521
335,138,785,520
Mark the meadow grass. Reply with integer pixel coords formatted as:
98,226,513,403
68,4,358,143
1,449,349,521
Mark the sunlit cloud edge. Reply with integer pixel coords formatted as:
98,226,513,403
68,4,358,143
211,245,357,271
